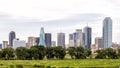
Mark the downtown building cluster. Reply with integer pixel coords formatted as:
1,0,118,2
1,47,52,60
1,17,120,51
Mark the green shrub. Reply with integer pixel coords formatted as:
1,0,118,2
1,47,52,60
33,64,44,68
9,65,14,68
16,64,23,68
0,64,3,66
46,66,51,68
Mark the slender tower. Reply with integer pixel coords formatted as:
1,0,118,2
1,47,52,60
83,26,92,48
39,27,46,46
9,31,16,47
103,17,112,48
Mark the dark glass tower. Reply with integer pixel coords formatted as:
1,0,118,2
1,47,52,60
9,31,16,47
45,33,52,47
83,26,92,48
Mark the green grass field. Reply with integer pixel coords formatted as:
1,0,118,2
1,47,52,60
0,59,120,68
0,54,119,68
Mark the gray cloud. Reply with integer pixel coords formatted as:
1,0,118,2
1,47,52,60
0,13,105,27
42,13,105,27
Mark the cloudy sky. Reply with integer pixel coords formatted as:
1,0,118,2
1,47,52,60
0,0,120,44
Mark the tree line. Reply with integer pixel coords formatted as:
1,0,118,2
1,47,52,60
0,46,120,60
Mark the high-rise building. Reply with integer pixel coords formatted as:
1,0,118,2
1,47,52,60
45,33,52,47
2,41,8,49
83,26,92,48
13,39,26,49
82,33,85,47
69,34,74,47
76,29,83,47
28,37,36,48
95,37,102,49
35,37,39,45
52,41,56,47
39,27,46,46
103,17,112,48
9,31,16,47
57,33,65,47
73,32,77,47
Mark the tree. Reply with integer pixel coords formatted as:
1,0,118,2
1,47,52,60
2,47,15,60
46,47,54,59
54,46,66,59
32,46,46,60
118,49,120,58
84,48,92,58
68,47,75,59
75,47,86,59
0,51,4,59
16,47,30,60
30,46,39,60
105,48,118,59
95,49,106,59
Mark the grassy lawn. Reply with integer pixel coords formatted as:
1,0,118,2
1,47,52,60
0,59,120,68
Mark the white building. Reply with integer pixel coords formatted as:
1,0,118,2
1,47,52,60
52,41,56,47
13,39,26,49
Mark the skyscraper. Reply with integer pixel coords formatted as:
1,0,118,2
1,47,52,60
28,37,36,48
83,26,92,48
76,29,83,47
73,32,77,47
35,37,39,45
103,17,112,48
57,33,65,47
69,34,74,47
39,27,46,46
9,31,16,47
45,33,52,47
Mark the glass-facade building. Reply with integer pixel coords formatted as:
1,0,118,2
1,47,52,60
39,27,46,47
103,17,112,48
83,26,92,48
9,31,16,47
57,33,65,47
45,33,52,47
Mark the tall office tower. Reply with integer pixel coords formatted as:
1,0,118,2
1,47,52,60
103,17,112,48
28,37,36,48
52,41,56,47
2,41,8,49
35,37,39,45
69,34,74,47
83,26,92,48
95,37,102,49
76,29,83,47
82,33,85,47
57,33,65,47
45,33,52,47
9,31,16,47
73,32,77,47
13,39,26,49
39,27,46,46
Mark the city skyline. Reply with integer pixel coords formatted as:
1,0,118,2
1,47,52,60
0,0,119,44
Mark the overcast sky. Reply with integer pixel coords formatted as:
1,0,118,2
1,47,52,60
0,0,120,44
